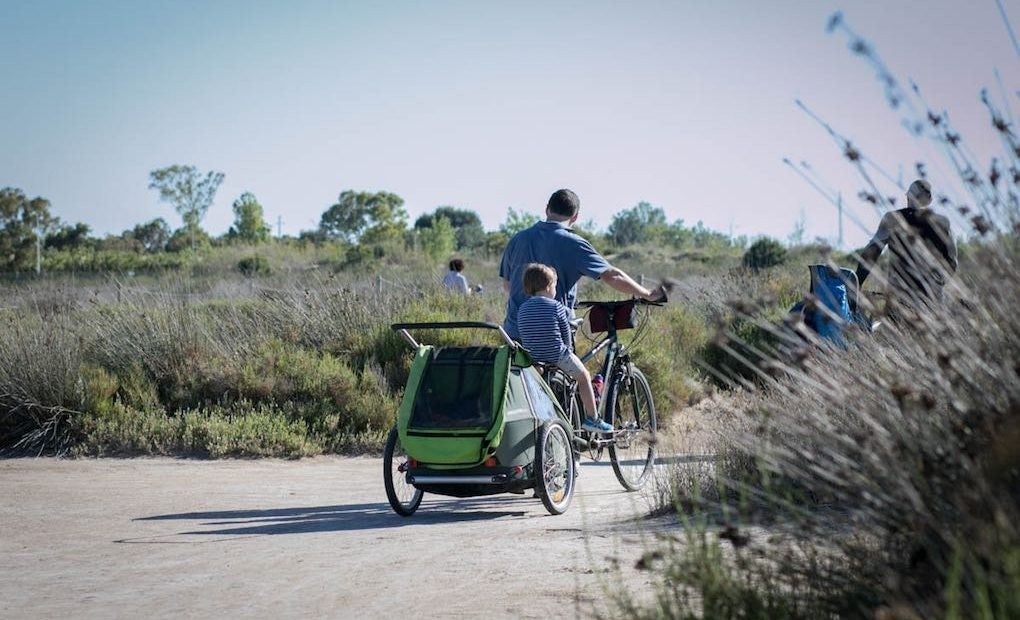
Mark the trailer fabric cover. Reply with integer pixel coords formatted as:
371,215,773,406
398,346,512,467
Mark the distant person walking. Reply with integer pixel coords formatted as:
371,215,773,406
855,179,958,318
443,258,471,295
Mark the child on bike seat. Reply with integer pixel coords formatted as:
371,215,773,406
517,263,613,434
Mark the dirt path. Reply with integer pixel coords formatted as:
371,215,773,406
0,448,715,619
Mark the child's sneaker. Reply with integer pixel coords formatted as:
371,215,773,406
581,417,613,434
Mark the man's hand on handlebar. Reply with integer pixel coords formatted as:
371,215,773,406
642,278,678,304
637,284,667,304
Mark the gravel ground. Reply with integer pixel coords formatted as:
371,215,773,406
0,450,715,619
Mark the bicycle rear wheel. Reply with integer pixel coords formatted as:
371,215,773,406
606,366,657,491
383,426,424,516
535,419,575,515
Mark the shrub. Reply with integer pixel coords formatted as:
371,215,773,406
237,254,270,276
742,237,787,271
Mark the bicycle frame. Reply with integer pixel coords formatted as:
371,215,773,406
550,299,652,441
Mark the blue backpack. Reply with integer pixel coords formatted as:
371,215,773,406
789,264,863,343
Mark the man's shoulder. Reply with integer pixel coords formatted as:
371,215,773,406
928,211,951,229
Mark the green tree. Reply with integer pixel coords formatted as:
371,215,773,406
417,216,457,261
0,187,58,270
499,207,538,236
148,165,225,252
608,201,667,246
691,221,734,249
415,206,485,250
166,226,212,253
45,222,93,251
319,190,407,244
227,192,271,244
484,230,510,257
128,218,171,253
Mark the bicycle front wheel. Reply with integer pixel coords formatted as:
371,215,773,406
606,366,657,491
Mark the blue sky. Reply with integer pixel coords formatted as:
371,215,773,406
1,0,1017,248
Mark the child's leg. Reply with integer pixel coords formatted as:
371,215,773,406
558,353,612,434
557,353,596,419
572,367,598,420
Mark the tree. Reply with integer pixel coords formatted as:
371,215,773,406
166,225,212,253
45,222,93,251
0,187,58,271
417,216,457,261
608,201,667,246
319,190,407,244
499,207,538,236
227,192,271,244
148,165,224,252
662,219,694,249
128,218,171,253
690,221,734,249
415,206,485,250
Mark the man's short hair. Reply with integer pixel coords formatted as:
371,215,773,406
449,258,464,272
522,263,556,296
908,179,933,207
547,189,580,218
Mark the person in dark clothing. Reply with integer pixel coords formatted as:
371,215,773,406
855,179,958,318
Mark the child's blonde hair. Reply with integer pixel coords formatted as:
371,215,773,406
522,263,556,296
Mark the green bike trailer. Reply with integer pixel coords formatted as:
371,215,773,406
383,322,576,516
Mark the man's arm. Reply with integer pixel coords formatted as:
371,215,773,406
937,216,958,274
854,241,883,288
855,212,893,288
599,266,662,300
946,235,959,274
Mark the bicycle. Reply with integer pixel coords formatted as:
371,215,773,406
541,297,664,491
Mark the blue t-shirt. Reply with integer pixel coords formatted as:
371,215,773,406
499,220,610,339
517,296,571,363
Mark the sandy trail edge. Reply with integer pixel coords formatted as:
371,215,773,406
0,452,713,619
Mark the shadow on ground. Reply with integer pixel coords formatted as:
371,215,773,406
129,496,537,538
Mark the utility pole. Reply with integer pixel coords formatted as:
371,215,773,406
35,214,42,275
837,192,844,249
277,215,283,239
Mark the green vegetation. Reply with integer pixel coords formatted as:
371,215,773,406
0,221,746,458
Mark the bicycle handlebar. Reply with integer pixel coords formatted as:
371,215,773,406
575,296,667,309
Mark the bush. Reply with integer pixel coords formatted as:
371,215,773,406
237,254,270,276
742,237,787,271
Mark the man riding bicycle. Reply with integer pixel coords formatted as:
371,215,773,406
499,188,666,341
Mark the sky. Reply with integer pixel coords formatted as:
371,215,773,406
1,0,1017,248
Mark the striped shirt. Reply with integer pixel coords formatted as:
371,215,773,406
517,295,571,363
